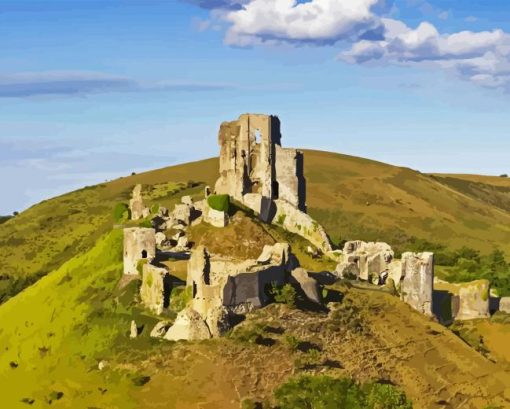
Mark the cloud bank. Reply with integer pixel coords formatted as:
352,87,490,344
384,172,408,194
0,71,233,98
341,19,510,90
223,0,386,46
191,0,510,91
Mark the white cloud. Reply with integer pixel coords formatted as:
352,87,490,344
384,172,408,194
195,0,510,91
223,0,386,46
341,18,510,90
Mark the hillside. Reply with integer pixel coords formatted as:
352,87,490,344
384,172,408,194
3,150,510,301
1,228,509,408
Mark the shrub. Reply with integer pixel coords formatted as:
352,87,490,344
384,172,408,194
170,286,192,312
207,194,230,213
284,335,300,351
139,219,153,228
269,283,297,308
274,375,412,409
113,203,129,222
150,203,160,214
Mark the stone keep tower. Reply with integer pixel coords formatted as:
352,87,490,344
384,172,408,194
123,227,156,275
214,114,306,212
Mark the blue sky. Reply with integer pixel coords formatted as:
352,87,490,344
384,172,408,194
1,0,510,214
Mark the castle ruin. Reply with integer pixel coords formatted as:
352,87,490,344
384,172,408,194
120,113,509,343
215,114,306,212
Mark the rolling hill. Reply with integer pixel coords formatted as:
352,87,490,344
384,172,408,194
3,149,510,302
1,149,510,408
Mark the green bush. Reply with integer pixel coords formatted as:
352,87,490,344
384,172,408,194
150,203,160,214
170,286,193,312
113,203,129,222
444,248,510,296
269,283,297,308
139,219,153,228
274,375,412,409
207,194,230,213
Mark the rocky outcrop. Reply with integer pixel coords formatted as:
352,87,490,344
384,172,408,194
455,280,490,320
150,321,171,338
401,252,434,316
290,268,321,304
205,306,232,338
164,308,212,341
123,228,156,275
129,184,149,220
141,263,171,315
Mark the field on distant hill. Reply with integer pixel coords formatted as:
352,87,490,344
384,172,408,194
2,150,510,302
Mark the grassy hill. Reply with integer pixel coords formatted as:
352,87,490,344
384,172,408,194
1,228,509,408
3,150,510,302
2,149,510,407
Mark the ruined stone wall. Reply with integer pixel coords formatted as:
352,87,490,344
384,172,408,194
455,280,490,320
214,113,306,213
123,227,156,275
215,114,278,202
141,264,171,315
401,252,434,316
129,184,149,220
273,199,332,253
275,146,306,211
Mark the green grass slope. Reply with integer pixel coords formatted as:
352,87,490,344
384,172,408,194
0,230,133,408
3,150,510,302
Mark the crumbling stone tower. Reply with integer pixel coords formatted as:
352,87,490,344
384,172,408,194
123,227,156,275
214,114,306,211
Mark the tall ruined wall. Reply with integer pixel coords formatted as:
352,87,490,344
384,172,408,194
215,114,279,202
141,264,171,315
123,227,156,275
401,252,434,316
275,146,306,211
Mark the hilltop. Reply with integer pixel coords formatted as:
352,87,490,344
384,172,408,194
2,139,510,408
3,150,510,302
